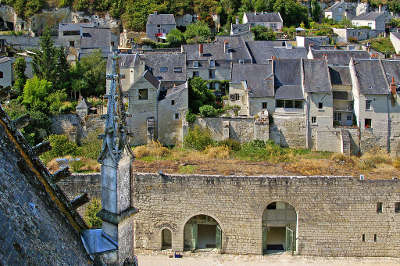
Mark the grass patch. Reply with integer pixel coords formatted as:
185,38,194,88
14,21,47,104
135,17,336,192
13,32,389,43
133,141,170,159
367,37,395,55
178,165,197,174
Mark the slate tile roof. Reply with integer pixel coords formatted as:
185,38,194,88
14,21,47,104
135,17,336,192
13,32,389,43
246,41,307,64
303,59,332,93
147,14,176,25
352,59,388,95
274,59,304,99
80,27,112,49
140,53,186,82
245,12,283,23
311,49,370,66
231,23,250,35
231,63,274,98
143,70,160,89
380,60,400,87
352,12,384,21
329,66,353,86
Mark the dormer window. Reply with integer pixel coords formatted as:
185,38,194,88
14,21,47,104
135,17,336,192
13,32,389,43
174,67,182,73
160,67,168,72
193,61,199,68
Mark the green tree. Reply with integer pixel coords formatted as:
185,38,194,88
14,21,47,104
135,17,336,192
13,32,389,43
311,0,321,22
166,28,185,47
189,77,216,113
84,198,102,228
22,76,52,113
251,25,276,40
76,51,106,97
184,21,212,44
273,0,308,27
12,57,27,97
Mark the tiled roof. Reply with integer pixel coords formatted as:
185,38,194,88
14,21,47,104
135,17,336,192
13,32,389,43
80,27,111,49
303,59,332,93
352,12,384,21
246,41,306,64
274,59,303,99
143,70,160,89
329,66,352,86
231,23,250,35
147,13,176,25
245,12,282,23
311,49,370,66
140,53,186,82
353,59,388,95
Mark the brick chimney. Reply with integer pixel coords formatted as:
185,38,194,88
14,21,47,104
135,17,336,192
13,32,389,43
391,77,397,96
199,43,203,56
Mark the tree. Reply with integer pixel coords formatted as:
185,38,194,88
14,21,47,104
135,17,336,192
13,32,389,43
189,77,216,113
184,21,212,44
22,76,52,113
166,29,185,47
84,198,102,228
12,57,27,97
273,0,308,27
311,0,321,22
251,25,276,40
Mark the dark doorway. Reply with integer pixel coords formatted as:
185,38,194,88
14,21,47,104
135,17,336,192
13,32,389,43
161,229,172,249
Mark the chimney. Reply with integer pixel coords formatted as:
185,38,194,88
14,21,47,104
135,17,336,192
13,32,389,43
199,43,203,56
224,40,230,53
391,77,397,96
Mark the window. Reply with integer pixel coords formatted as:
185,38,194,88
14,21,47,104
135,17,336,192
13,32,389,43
276,100,284,108
285,100,293,108
69,41,74,47
318,102,323,109
160,67,168,73
337,113,342,122
174,113,180,120
365,119,372,129
174,67,182,73
209,69,215,79
0,71,3,78
262,102,267,109
193,61,199,68
230,94,240,101
362,234,365,242
111,41,115,46
374,234,377,242
312,116,317,124
366,99,372,110
171,100,175,105
138,89,148,100
377,202,382,213
395,202,400,213
347,115,352,121
157,24,160,27
295,101,303,109
193,71,199,78
209,60,215,68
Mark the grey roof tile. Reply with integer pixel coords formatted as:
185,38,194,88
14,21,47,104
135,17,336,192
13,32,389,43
245,12,282,23
303,59,332,93
231,23,250,35
231,63,274,98
353,59,388,95
140,53,186,82
352,12,384,21
143,70,160,88
311,49,370,66
246,41,306,64
329,66,352,85
147,14,176,25
80,27,111,49
380,60,400,87
274,59,304,99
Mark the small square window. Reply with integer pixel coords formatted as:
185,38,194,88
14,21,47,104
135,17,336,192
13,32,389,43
262,102,267,109
111,41,115,46
347,115,352,121
366,99,372,110
160,67,168,73
209,69,215,79
193,71,199,78
312,116,317,124
174,113,179,120
209,60,215,68
318,102,323,109
362,234,365,242
395,202,400,213
365,119,372,129
69,41,75,47
138,89,148,100
377,202,382,213
171,100,175,105
230,94,239,101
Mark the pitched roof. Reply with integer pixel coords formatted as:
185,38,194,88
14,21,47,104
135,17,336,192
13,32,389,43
231,63,274,98
59,22,94,32
329,66,352,86
325,1,344,12
246,41,307,64
274,59,304,99
143,70,160,88
303,59,332,93
147,13,176,25
245,12,282,23
310,49,370,66
231,23,250,35
183,36,252,62
80,27,111,49
352,59,388,95
380,60,400,87
352,12,384,21
107,53,140,71
140,53,186,82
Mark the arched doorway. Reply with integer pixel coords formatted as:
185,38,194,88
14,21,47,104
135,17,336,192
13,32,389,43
262,201,297,254
161,229,172,249
184,215,222,251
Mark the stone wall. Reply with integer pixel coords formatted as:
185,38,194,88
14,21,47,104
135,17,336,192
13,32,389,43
271,112,306,148
51,114,83,143
132,173,400,257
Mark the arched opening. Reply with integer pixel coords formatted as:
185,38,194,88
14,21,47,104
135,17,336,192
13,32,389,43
161,229,172,250
262,201,297,254
184,215,222,251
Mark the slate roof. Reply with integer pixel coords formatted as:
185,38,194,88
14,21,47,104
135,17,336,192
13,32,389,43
80,27,112,49
353,59,388,95
143,70,160,88
183,36,252,62
274,59,304,99
245,12,282,23
140,53,186,82
303,59,332,93
231,63,274,98
147,13,176,25
325,1,343,11
310,49,370,66
231,23,250,35
380,60,400,87
246,41,307,64
59,23,93,32
352,12,384,21
107,54,140,71
329,66,352,86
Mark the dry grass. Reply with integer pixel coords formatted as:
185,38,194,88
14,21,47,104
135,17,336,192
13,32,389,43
134,141,170,159
285,159,333,176
393,158,400,169
204,145,231,159
358,149,392,170
46,156,100,173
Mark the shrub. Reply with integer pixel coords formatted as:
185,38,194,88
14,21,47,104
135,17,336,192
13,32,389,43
205,145,231,159
186,111,197,124
84,198,102,228
133,141,170,159
184,125,214,151
218,139,241,151
77,130,103,160
41,135,78,163
199,105,218,117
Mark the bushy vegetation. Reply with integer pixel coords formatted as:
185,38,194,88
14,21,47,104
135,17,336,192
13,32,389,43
251,25,276,41
184,125,215,151
133,141,170,159
188,77,216,114
367,37,396,56
84,198,102,228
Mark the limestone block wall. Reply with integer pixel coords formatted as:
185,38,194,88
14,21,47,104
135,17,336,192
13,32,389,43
132,173,400,257
271,112,306,148
316,130,342,153
249,97,275,116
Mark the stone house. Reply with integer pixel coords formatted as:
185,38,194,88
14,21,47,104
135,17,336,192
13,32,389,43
390,32,400,54
146,12,176,42
182,36,252,86
175,14,197,27
351,12,387,31
242,12,283,31
333,27,382,43
0,57,12,88
324,1,356,22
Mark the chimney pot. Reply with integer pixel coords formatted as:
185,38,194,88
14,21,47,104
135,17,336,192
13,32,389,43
199,43,203,56
391,77,397,95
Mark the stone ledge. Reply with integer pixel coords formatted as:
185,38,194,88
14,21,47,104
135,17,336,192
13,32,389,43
97,207,138,225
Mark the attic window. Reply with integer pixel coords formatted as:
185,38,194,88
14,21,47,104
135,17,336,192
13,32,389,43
160,67,168,72
174,67,182,73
